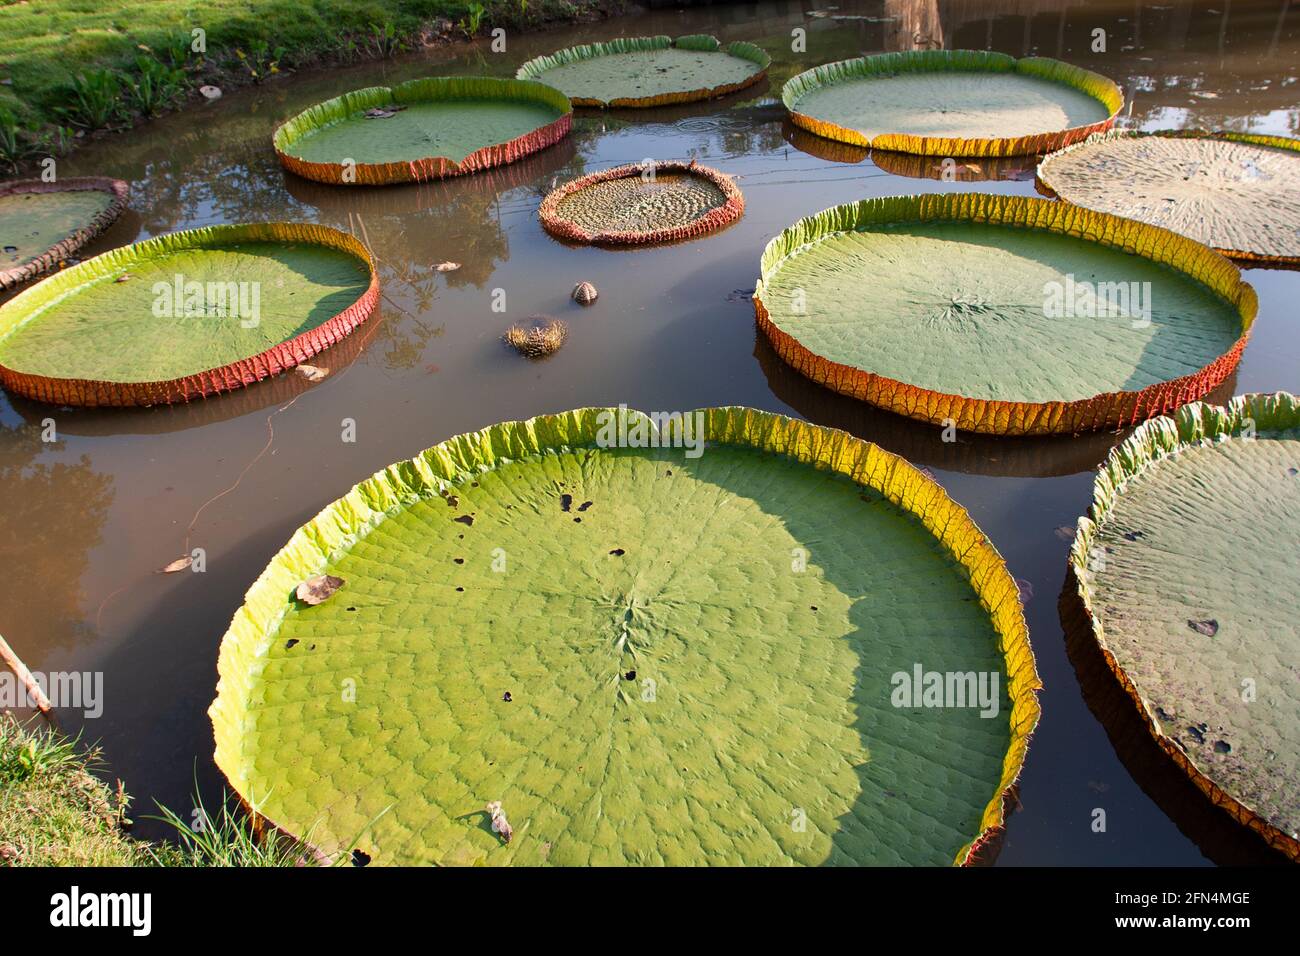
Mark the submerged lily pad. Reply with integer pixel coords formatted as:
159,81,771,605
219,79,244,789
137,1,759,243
0,178,129,290
539,161,743,246
783,50,1121,157
0,222,378,407
1070,392,1300,861
1037,130,1300,265
210,408,1039,866
274,77,572,186
516,35,770,108
754,193,1256,436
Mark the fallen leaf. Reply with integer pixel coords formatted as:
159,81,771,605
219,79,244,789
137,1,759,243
295,364,329,382
486,801,513,844
115,273,135,283
158,556,192,574
435,261,461,272
296,574,345,605
1188,618,1219,637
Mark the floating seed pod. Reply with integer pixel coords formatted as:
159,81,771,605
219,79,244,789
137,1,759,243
572,281,598,305
503,315,568,357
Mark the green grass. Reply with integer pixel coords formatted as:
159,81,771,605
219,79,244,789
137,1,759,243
0,714,311,866
0,0,604,152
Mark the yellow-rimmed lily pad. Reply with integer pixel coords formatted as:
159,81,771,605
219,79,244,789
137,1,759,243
1069,392,1300,861
209,407,1039,866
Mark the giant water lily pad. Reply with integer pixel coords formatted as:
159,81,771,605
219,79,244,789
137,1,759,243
754,193,1256,436
0,178,129,290
1069,392,1300,860
1038,130,1300,266
539,160,743,245
210,408,1039,866
0,222,377,407
516,35,769,108
274,77,572,186
783,50,1121,157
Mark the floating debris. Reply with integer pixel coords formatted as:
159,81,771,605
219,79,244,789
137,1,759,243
296,574,345,605
486,801,513,843
158,556,192,574
435,261,461,272
295,364,329,382
199,85,223,100
504,315,568,358
572,280,598,305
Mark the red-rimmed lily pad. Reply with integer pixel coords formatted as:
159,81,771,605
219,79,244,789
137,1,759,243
0,178,129,290
753,193,1255,436
274,77,572,186
0,222,378,407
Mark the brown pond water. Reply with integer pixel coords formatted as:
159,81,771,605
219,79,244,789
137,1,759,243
1,0,1297,865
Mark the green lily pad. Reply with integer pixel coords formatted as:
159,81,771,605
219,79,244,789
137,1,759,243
210,408,1038,866
1037,130,1300,265
1070,392,1300,860
274,77,572,185
783,50,1121,157
516,35,769,108
0,222,377,407
754,193,1255,435
0,178,128,290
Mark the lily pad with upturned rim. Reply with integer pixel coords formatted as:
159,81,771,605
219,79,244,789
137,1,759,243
753,193,1256,436
0,222,378,407
783,50,1122,158
539,161,743,246
209,407,1039,867
516,35,770,108
1037,130,1300,266
1069,392,1300,861
0,178,129,291
274,77,572,186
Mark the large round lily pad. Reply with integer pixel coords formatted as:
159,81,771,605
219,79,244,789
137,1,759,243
539,160,743,246
209,407,1039,866
1038,130,1300,266
1069,392,1300,861
0,178,129,291
783,50,1122,157
0,222,378,407
754,193,1256,436
516,35,770,108
274,77,572,186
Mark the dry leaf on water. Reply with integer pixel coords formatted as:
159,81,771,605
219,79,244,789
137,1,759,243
295,364,329,383
486,801,513,844
435,262,461,272
296,574,345,605
158,556,192,574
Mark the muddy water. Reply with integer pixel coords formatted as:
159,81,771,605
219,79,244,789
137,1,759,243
1,0,1296,865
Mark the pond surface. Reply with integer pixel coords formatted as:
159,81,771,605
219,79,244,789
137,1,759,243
1,0,1296,865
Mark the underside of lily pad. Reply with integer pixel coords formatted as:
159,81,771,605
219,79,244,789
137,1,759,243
516,34,770,108
1037,130,1300,266
1069,392,1300,861
783,50,1122,157
0,222,378,407
209,407,1039,866
539,161,743,246
754,193,1255,436
0,178,129,291
274,77,572,186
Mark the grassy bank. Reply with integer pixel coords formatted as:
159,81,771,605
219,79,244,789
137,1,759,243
0,0,615,171
0,714,308,866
